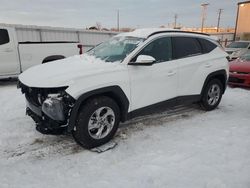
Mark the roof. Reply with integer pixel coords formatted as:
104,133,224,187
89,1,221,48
238,1,250,5
116,28,209,39
116,28,175,38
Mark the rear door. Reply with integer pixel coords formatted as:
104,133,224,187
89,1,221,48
172,36,206,96
0,27,20,76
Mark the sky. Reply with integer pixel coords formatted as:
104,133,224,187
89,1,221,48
0,0,242,29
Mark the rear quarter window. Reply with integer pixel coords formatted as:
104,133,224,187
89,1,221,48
198,38,217,53
0,29,10,45
172,37,202,59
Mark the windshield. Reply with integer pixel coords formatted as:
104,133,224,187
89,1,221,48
239,52,250,61
227,42,250,49
87,36,144,62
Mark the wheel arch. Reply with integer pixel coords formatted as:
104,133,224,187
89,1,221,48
42,55,65,64
68,86,129,132
201,69,227,96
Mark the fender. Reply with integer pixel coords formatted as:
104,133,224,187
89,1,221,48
201,69,227,95
42,55,65,63
67,86,129,132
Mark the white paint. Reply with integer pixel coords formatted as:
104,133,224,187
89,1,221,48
19,28,229,112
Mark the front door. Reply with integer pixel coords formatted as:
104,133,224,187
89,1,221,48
128,36,178,111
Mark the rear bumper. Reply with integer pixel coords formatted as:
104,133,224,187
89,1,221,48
228,73,250,87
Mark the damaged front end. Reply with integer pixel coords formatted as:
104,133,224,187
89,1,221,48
18,81,75,135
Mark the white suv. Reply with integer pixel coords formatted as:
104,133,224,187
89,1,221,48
18,28,229,148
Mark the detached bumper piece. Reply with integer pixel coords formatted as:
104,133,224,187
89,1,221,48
19,81,75,135
26,107,67,135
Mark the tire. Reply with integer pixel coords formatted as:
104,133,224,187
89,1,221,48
72,96,120,149
200,79,223,111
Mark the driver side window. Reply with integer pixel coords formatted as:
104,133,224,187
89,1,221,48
133,37,172,63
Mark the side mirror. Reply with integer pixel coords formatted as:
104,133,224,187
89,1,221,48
129,55,155,66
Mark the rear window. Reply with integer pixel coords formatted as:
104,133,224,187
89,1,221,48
198,38,217,53
0,29,10,45
226,42,249,49
172,37,202,59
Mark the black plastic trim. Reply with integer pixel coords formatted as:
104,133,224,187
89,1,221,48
148,30,210,38
67,86,129,131
19,41,78,44
201,70,227,95
127,95,201,120
128,62,154,66
42,55,65,63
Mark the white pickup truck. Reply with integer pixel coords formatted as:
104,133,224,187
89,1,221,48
0,26,82,79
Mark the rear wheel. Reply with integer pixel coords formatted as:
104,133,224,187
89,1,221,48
72,96,120,149
200,79,223,111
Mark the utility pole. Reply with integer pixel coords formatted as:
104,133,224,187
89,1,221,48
201,3,209,33
217,9,223,32
174,14,178,29
117,9,120,32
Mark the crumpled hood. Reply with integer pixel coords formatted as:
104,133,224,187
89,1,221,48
19,55,125,88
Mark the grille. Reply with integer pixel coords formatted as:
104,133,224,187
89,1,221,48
19,81,45,106
25,89,43,106
228,77,244,84
230,71,250,75
237,72,249,75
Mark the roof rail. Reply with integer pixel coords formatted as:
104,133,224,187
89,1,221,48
148,30,210,38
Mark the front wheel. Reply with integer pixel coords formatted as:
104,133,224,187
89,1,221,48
200,79,223,111
72,96,120,149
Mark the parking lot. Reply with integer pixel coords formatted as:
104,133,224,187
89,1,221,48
0,80,249,188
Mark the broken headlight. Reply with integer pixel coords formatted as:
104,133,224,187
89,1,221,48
41,87,74,122
42,94,65,121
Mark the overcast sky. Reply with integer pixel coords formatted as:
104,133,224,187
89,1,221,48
0,0,242,29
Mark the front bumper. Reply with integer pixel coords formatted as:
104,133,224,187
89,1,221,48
26,97,68,134
228,73,250,87
19,81,75,134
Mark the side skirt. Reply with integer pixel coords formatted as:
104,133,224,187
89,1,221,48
127,95,201,120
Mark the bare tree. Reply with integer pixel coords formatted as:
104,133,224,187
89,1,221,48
96,22,102,30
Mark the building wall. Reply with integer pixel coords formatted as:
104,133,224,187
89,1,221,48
0,23,119,51
236,2,250,40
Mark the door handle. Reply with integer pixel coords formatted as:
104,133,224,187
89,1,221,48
205,63,212,68
4,48,13,52
167,70,176,77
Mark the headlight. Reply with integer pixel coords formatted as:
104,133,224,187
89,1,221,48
42,94,65,121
